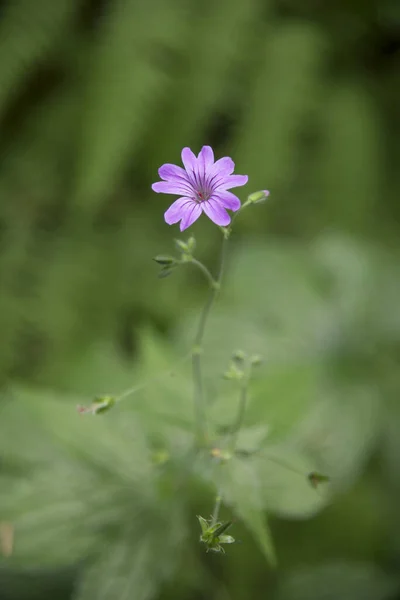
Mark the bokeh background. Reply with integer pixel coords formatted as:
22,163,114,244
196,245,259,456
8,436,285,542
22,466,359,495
0,0,400,598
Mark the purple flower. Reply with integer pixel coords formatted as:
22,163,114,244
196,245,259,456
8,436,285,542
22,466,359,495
152,146,248,231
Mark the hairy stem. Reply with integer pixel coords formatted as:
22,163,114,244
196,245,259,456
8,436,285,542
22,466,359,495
192,230,229,444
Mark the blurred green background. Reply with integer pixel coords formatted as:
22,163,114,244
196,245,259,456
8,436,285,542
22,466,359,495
0,0,400,598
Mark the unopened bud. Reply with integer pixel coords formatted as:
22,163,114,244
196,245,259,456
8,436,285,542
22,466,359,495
153,255,176,266
174,239,189,252
250,354,263,367
158,266,174,278
77,395,116,415
187,236,196,252
308,472,330,489
248,190,270,204
232,350,246,363
223,365,243,381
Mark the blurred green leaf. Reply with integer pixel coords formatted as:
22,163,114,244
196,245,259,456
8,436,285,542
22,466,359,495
218,458,277,566
274,563,399,600
0,0,79,118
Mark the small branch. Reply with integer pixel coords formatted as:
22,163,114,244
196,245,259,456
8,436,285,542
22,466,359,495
189,258,216,288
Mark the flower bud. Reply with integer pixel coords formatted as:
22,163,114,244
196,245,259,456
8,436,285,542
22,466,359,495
222,364,243,380
158,266,174,278
92,396,116,414
232,349,246,364
153,255,176,266
174,239,189,252
308,472,330,489
247,190,270,204
250,354,263,367
77,396,116,415
197,515,235,553
187,236,196,252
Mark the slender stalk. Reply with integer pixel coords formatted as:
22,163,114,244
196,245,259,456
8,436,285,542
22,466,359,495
211,372,250,520
192,230,229,445
211,490,222,525
230,379,249,452
189,258,215,288
116,352,191,402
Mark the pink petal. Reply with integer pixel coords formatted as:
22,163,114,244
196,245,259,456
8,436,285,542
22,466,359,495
197,146,214,176
201,200,231,227
213,190,241,211
216,174,248,190
159,163,191,183
181,147,198,174
164,197,195,224
208,157,235,178
152,181,192,195
180,203,202,231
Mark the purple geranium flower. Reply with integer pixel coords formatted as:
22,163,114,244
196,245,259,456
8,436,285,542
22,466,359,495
152,146,248,231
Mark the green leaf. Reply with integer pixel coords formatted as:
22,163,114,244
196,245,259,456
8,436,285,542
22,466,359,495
251,446,328,518
146,0,260,176
218,459,277,567
274,563,399,600
313,83,381,233
72,0,189,211
238,503,276,568
219,535,235,544
197,516,209,536
153,255,176,266
0,0,80,120
291,387,382,491
236,22,325,194
75,505,185,600
74,535,157,600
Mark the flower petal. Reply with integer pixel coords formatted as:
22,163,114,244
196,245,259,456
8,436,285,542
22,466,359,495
216,174,248,190
164,197,195,225
181,147,198,174
213,190,241,211
152,180,192,195
197,146,214,177
201,200,231,227
180,203,202,231
159,163,191,183
209,157,235,178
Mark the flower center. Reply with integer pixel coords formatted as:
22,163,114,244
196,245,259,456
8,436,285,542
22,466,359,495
195,187,211,203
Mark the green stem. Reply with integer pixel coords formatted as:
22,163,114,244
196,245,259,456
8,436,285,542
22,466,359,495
211,490,222,525
116,352,191,403
209,375,249,520
230,378,249,452
209,377,248,526
192,230,229,445
189,258,215,288
230,200,251,227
